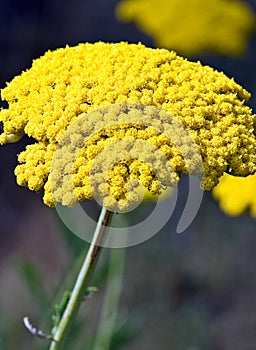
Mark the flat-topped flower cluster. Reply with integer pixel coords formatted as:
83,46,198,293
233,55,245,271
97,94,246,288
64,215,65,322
0,42,255,210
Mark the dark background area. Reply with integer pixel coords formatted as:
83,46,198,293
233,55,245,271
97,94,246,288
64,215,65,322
1,1,256,350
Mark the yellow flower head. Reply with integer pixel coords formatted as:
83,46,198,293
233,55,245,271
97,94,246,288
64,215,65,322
213,173,256,217
1,42,256,210
116,0,255,57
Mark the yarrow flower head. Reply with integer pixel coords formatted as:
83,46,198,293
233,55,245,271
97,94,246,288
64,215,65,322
0,42,256,211
116,0,255,57
213,174,256,217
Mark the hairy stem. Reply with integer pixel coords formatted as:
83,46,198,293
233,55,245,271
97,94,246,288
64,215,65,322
49,206,113,350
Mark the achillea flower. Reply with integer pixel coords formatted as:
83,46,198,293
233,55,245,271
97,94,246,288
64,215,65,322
213,174,256,217
0,42,256,210
116,0,255,57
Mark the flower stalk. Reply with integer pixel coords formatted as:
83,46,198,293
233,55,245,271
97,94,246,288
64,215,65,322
49,206,113,350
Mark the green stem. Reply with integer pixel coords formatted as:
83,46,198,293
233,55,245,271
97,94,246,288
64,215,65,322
49,206,113,350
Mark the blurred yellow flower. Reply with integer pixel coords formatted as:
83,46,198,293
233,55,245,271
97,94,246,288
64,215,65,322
213,173,256,217
0,42,256,210
116,0,255,57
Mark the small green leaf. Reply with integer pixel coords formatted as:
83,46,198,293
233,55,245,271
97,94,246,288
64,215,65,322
52,290,71,332
85,286,98,298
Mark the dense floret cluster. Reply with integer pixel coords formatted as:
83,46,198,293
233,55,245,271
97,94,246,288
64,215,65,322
1,42,255,210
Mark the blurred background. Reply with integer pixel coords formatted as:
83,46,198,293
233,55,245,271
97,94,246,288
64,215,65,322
1,0,256,349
